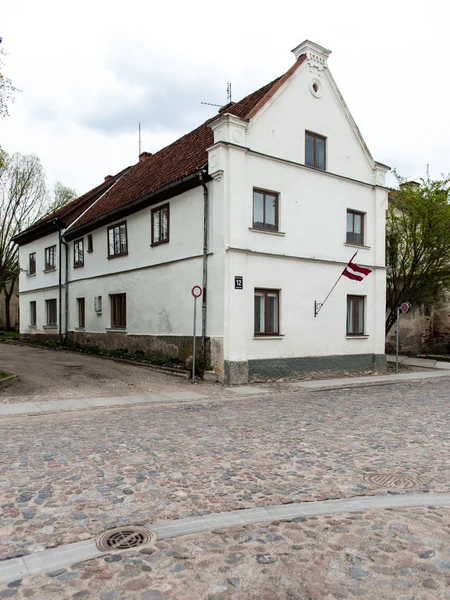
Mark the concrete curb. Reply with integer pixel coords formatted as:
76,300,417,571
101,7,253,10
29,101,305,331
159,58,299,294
1,492,449,584
0,373,19,390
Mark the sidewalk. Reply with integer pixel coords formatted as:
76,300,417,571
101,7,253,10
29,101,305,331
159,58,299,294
1,368,449,415
386,353,450,370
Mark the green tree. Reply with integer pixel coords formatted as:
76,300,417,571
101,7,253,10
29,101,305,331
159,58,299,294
0,47,18,119
48,181,77,213
386,171,450,335
0,153,48,329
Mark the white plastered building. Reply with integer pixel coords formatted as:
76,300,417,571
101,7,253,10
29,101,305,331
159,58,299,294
14,40,389,384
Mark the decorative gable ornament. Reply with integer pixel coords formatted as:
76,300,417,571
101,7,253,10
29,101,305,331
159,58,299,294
291,40,331,77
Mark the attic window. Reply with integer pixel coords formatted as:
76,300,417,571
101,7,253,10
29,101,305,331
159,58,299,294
309,78,323,98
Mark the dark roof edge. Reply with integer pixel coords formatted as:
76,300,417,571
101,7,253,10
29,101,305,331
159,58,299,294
64,166,209,241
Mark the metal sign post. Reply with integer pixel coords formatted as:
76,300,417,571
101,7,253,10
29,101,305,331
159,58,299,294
191,286,203,383
395,302,411,374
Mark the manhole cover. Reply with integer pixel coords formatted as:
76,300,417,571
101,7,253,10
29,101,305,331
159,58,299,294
363,473,422,490
96,526,155,552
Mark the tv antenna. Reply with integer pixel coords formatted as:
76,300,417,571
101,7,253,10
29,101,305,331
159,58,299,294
201,82,232,108
138,122,141,156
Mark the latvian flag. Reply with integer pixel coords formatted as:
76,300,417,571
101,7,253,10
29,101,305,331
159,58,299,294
342,260,372,281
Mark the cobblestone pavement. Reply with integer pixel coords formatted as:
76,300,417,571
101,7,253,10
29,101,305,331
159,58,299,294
1,377,449,560
2,506,450,599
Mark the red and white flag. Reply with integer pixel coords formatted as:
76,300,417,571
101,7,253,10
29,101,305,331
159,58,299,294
342,260,372,281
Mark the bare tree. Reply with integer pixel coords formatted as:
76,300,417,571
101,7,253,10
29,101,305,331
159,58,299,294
0,153,48,329
0,47,19,120
48,181,77,214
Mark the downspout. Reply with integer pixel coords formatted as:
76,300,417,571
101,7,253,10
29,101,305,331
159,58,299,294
61,238,69,343
53,219,69,344
199,172,208,362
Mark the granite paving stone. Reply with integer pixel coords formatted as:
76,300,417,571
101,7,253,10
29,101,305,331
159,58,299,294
1,507,449,599
1,377,450,559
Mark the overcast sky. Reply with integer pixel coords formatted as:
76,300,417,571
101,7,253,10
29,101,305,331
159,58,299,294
1,0,449,195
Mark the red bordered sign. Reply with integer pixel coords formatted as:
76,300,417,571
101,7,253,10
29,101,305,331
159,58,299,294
191,286,202,298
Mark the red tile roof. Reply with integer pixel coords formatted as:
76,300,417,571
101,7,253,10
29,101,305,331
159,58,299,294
17,56,306,242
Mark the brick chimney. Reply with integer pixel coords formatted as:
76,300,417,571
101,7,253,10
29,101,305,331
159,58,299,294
104,175,113,182
139,151,152,163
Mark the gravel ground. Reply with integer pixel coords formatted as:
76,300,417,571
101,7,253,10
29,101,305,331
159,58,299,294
1,377,449,560
0,343,221,402
1,506,449,599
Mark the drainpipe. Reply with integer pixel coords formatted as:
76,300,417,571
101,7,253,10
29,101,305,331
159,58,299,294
61,238,69,343
53,219,69,344
199,172,208,362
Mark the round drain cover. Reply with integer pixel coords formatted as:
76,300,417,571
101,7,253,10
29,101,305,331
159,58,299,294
363,472,422,490
96,526,155,552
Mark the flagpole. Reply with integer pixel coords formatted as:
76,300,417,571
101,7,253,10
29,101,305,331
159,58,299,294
314,251,358,317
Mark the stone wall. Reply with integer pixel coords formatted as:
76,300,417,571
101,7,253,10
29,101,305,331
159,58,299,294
386,297,450,355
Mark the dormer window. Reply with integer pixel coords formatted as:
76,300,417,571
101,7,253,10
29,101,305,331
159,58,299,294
305,131,326,170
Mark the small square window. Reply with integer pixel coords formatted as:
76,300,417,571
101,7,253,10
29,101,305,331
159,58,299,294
346,210,365,246
74,238,84,267
77,298,85,328
151,204,170,246
46,299,57,326
110,293,126,329
87,234,93,253
29,253,36,275
108,222,128,257
305,131,326,170
347,295,365,335
253,189,279,231
254,289,280,335
45,246,56,270
29,301,36,327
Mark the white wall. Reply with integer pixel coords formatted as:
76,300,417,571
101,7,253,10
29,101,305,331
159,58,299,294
18,232,62,334
208,51,388,366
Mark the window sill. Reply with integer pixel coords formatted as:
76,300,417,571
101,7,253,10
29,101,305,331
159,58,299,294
253,335,285,340
75,327,85,331
43,268,57,273
73,264,84,269
249,228,285,237
105,328,127,333
87,249,93,253
346,335,370,339
27,273,36,277
151,240,169,247
344,242,371,250
107,253,128,259
43,325,58,330
28,325,37,329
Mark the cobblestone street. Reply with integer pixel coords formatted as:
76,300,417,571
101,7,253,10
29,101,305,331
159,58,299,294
1,365,449,598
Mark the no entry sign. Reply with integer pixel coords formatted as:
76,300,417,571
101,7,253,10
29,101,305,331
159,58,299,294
191,286,202,298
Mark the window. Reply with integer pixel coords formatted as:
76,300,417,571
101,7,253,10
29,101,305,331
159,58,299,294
346,210,364,246
74,238,84,267
45,245,56,270
108,222,128,257
110,293,126,329
29,253,36,275
305,131,326,170
87,234,93,253
77,298,85,328
347,295,365,336
253,189,278,231
151,204,170,246
46,299,57,326
30,301,36,327
254,289,279,335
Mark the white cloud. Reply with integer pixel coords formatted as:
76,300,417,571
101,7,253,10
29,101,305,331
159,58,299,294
1,0,449,194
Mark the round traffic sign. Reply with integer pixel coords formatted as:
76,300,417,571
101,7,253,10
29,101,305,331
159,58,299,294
191,285,202,298
400,302,411,314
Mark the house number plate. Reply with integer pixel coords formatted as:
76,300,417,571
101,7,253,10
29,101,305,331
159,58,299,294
235,276,243,290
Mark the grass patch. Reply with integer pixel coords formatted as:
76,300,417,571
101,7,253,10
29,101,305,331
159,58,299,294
0,370,11,379
0,331,20,340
